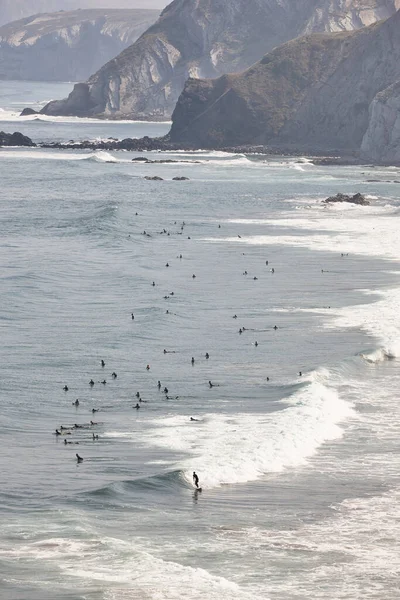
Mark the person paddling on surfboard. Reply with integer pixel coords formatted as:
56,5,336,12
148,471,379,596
193,471,200,489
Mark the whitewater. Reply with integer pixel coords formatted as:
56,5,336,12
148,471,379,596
1,81,400,600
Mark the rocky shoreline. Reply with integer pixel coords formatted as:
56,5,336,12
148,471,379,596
1,131,400,167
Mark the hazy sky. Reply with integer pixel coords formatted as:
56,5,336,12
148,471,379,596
0,0,171,27
89,0,169,7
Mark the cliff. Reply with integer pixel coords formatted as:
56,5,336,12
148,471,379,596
0,1,162,27
41,0,400,119
169,9,400,157
361,81,400,162
0,9,159,82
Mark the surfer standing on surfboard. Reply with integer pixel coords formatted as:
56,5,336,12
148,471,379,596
193,471,200,489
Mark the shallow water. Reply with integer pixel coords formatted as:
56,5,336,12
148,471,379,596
1,82,400,600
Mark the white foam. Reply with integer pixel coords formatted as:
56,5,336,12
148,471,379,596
219,204,400,260
330,288,400,360
143,379,354,489
3,535,260,600
0,149,126,163
208,488,400,599
0,109,171,125
226,198,400,359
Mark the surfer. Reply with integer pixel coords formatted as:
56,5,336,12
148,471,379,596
157,381,161,389
193,472,199,489
73,399,79,406
101,360,105,367
112,372,117,379
131,313,135,320
63,385,69,391
134,403,140,410
205,353,210,359
89,379,94,386
76,454,83,463
191,357,195,365
190,417,199,422
209,381,213,388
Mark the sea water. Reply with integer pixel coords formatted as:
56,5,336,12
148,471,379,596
1,82,400,600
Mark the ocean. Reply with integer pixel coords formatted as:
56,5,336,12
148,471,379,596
1,81,400,600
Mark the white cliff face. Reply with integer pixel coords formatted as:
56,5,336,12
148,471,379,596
0,9,159,81
303,0,400,31
41,0,400,119
361,81,400,162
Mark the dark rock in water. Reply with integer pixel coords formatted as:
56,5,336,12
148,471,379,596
324,193,370,206
132,156,200,164
0,131,36,146
172,176,190,181
144,176,163,181
20,108,38,116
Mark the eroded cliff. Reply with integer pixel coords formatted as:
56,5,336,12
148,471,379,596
168,9,400,158
41,0,399,119
361,81,400,162
0,9,159,82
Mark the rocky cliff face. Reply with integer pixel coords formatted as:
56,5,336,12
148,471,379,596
169,9,400,158
41,0,399,119
0,9,159,82
361,81,400,162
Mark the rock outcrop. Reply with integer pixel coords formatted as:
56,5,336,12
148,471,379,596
169,9,400,158
41,0,399,119
0,131,35,146
0,9,159,82
361,80,400,162
324,193,370,205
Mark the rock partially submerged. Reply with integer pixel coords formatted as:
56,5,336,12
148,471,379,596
0,131,36,146
20,108,38,116
172,177,190,181
144,176,163,181
324,193,370,205
132,156,200,164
